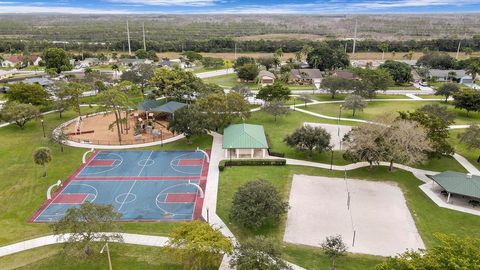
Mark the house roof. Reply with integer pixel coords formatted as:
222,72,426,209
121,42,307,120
291,69,322,80
223,123,269,149
430,171,480,199
137,100,164,111
7,55,24,64
258,70,276,79
332,70,357,80
429,69,467,78
23,77,53,86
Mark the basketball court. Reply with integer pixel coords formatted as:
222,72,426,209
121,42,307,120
30,150,209,222
283,174,425,256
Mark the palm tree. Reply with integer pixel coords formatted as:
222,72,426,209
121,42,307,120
466,62,480,82
311,55,320,69
33,147,52,177
378,43,389,60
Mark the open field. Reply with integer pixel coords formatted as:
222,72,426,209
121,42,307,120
304,100,480,125
0,108,212,245
241,110,466,172
449,129,480,171
0,243,220,270
217,165,480,268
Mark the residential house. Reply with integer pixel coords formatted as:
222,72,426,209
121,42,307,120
118,58,152,67
29,55,42,66
428,69,467,82
81,57,102,67
290,69,323,85
257,70,276,86
331,70,358,80
2,55,24,67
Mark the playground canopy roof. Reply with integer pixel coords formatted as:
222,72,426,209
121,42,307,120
137,100,187,113
223,123,268,149
430,171,480,199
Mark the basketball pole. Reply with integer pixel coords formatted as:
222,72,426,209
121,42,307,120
352,230,356,247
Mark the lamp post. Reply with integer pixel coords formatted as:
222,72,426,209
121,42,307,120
41,119,46,138
293,96,296,111
100,242,113,270
338,105,343,150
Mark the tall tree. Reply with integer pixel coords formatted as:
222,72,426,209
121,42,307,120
284,125,332,158
233,56,255,71
435,82,460,102
257,57,275,70
321,235,348,269
458,125,480,163
0,102,39,129
150,67,202,101
262,100,288,121
237,63,259,82
42,47,72,73
379,60,413,85
343,94,367,116
96,87,130,143
343,122,388,168
33,147,52,177
120,63,154,93
306,43,350,71
6,83,50,106
167,105,209,144
256,82,291,102
378,43,389,60
51,202,123,257
230,180,289,230
230,236,291,270
453,89,480,116
58,82,88,116
353,68,394,98
321,76,353,99
167,221,233,270
466,60,480,81
399,104,455,158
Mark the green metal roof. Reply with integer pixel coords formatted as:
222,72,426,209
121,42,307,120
430,171,480,199
223,124,269,149
137,100,186,113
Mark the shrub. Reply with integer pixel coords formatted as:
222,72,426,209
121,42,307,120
218,159,286,171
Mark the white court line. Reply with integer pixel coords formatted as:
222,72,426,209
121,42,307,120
118,151,154,211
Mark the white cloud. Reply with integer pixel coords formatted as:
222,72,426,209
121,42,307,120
106,0,216,6
352,0,480,9
0,5,133,14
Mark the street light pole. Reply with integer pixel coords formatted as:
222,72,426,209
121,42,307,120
41,119,46,138
100,242,113,270
338,105,343,150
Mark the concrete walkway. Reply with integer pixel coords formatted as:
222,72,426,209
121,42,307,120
0,233,169,257
453,153,480,175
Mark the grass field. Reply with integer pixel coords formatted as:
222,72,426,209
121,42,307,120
0,108,212,245
307,93,411,101
0,243,221,270
217,165,480,269
449,129,480,171
304,100,480,125
241,110,465,172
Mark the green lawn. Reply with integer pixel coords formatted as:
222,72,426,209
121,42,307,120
0,243,220,270
449,129,480,171
0,109,212,245
307,93,410,101
304,100,480,125
217,165,480,269
240,110,465,172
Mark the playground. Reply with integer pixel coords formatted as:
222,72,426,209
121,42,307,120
30,150,209,222
64,112,176,145
283,174,425,256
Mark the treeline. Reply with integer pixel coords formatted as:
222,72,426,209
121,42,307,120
1,37,479,54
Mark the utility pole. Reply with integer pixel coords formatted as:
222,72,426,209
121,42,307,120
142,22,146,51
456,33,466,59
126,20,131,56
352,19,358,58
234,43,237,60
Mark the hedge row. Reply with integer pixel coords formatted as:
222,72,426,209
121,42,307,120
218,159,286,171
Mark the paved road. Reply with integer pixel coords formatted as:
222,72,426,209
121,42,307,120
195,68,234,79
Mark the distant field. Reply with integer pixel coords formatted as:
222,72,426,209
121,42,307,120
234,33,327,41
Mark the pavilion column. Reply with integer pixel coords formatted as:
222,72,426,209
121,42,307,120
447,192,451,203
251,149,254,158
262,149,266,158
225,149,228,158
236,149,239,159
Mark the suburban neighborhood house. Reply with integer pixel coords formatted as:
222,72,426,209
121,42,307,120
257,70,276,86
1,55,42,67
223,123,269,159
331,69,359,80
290,68,323,85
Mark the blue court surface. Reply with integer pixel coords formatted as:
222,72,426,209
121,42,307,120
31,150,209,222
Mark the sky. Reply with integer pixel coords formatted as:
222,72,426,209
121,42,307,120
0,0,479,14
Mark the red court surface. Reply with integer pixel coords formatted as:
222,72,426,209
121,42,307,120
178,159,204,166
166,193,197,203
52,194,88,204
88,159,116,166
